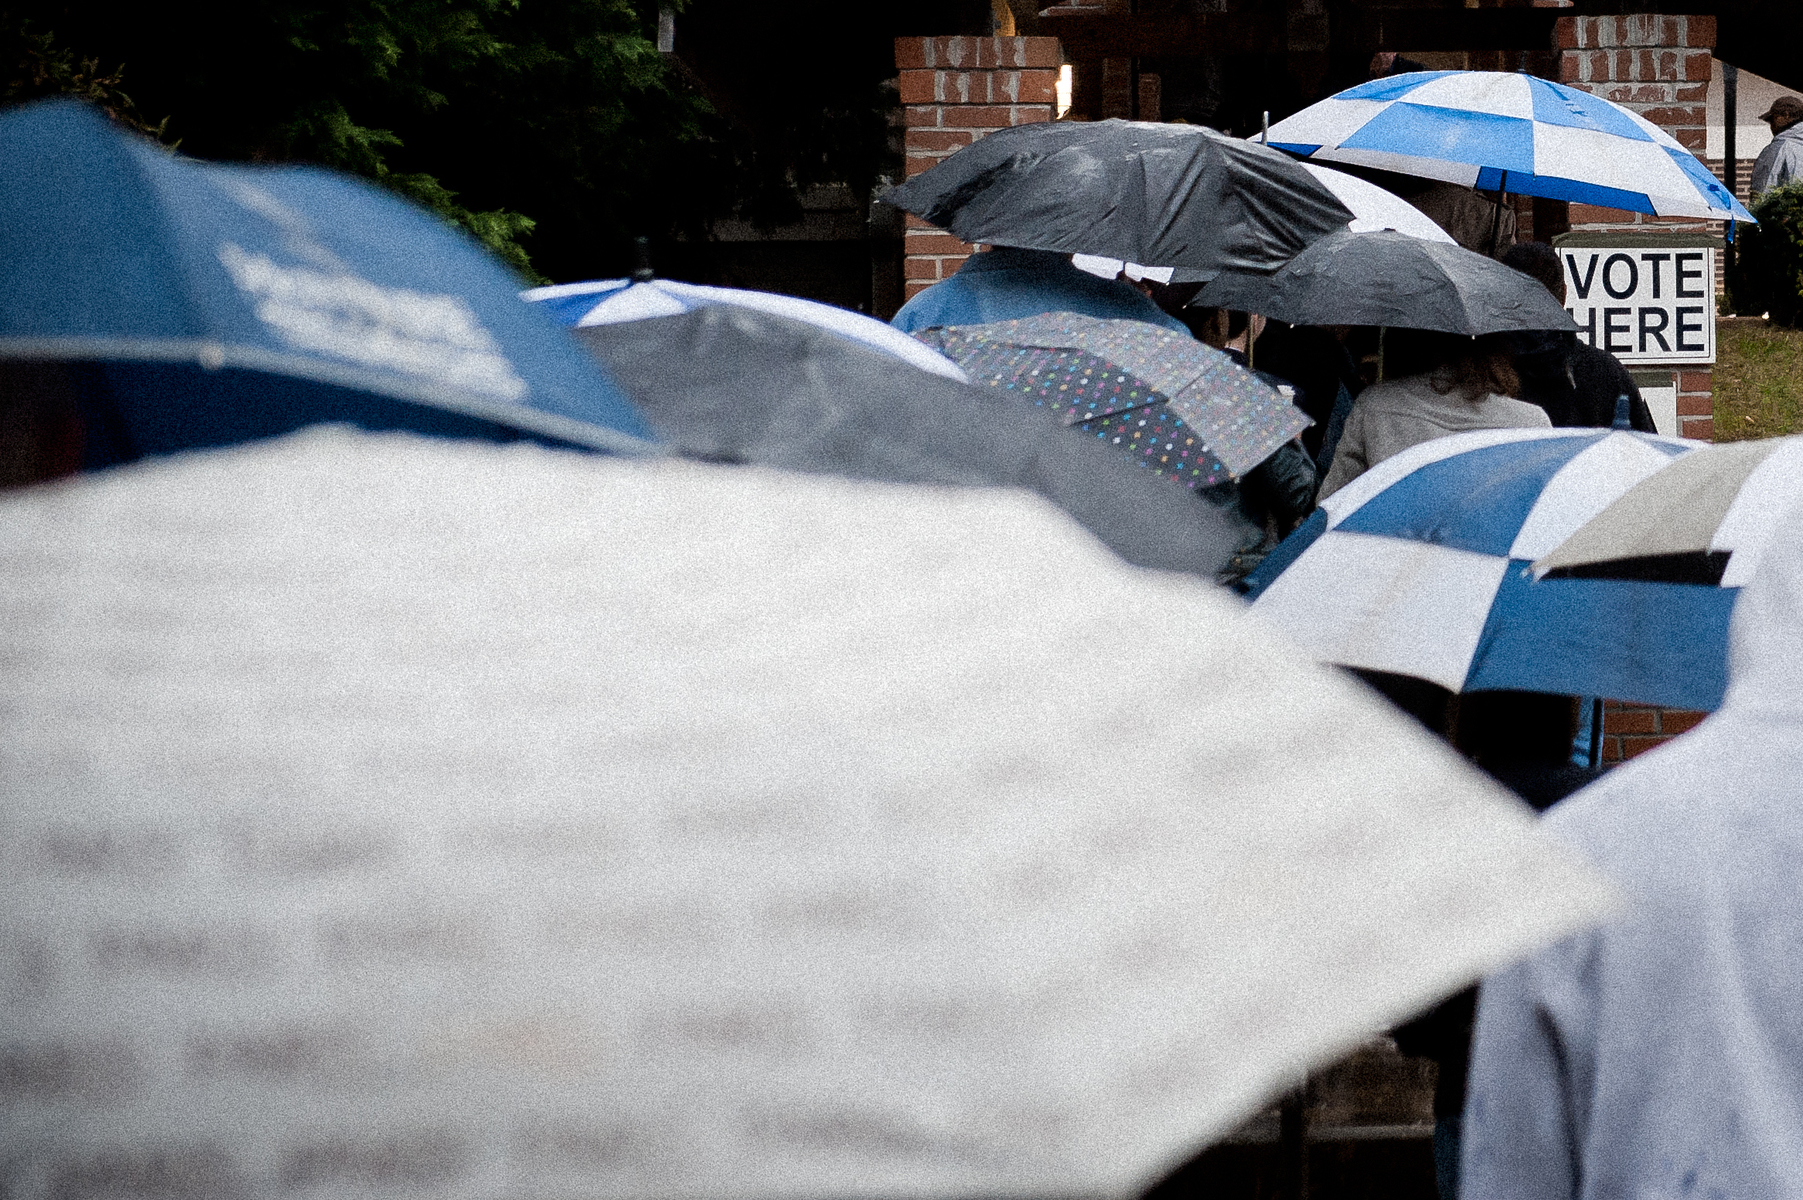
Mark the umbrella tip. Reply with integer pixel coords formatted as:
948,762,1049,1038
632,235,655,284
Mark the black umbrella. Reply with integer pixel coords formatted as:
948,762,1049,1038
881,119,1356,279
1190,230,1576,335
574,305,1251,580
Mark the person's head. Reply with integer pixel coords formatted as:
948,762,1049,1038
1388,329,1518,400
1760,95,1803,135
1430,332,1519,401
1185,307,1261,350
1368,51,1398,79
1501,241,1566,306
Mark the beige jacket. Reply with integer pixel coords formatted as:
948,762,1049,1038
1319,373,1551,499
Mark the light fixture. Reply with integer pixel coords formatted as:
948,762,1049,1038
1056,64,1073,119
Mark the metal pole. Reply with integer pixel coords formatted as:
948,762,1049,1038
1489,172,1507,257
1129,0,1140,121
1277,1084,1309,1200
1589,697,1604,769
1725,63,1739,274
1262,110,1271,145
1377,326,1386,381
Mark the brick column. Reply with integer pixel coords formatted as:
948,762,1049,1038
895,36,1060,303
1555,15,1723,753
1598,701,1707,762
1556,13,1717,441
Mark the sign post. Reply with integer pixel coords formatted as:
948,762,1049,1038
1553,231,1718,438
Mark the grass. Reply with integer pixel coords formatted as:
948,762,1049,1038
1713,318,1803,441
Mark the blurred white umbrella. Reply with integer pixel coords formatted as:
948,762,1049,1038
0,430,1612,1200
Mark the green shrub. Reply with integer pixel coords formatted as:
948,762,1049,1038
1729,180,1803,327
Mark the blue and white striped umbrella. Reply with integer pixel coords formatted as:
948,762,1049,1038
1266,72,1754,223
523,278,968,381
1248,427,1741,710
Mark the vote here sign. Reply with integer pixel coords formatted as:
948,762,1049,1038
1559,241,1715,364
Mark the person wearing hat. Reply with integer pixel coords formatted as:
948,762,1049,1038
1750,94,1803,197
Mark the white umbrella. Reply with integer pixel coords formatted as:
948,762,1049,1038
522,277,969,382
0,430,1612,1200
1534,435,1803,587
1300,163,1455,243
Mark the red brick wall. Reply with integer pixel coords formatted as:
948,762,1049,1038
1556,13,1717,443
896,36,1060,301
1598,701,1709,762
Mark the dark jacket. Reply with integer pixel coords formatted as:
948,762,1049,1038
1247,323,1363,466
1210,347,1318,581
1509,330,1657,432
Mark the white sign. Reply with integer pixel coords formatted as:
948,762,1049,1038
1561,245,1715,364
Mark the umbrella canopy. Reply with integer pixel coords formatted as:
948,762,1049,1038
1265,71,1754,223
882,119,1356,278
1072,163,1452,286
1249,427,1740,710
919,312,1309,486
573,304,1246,579
1301,163,1455,243
1190,230,1576,335
522,277,968,381
0,100,655,470
0,429,1613,1200
1535,435,1803,586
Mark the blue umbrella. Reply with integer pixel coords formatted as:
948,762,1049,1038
1245,427,1737,710
0,100,656,473
1266,72,1754,222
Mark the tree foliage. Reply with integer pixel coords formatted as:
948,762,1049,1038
1,0,721,281
1732,181,1803,327
2,1,935,284
1,15,166,138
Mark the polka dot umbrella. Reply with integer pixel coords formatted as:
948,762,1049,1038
918,312,1309,491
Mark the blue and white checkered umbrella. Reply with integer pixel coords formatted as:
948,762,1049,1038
523,278,968,381
1266,72,1754,222
1247,427,1742,711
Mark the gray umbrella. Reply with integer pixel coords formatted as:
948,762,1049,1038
881,119,1355,278
574,304,1249,580
1190,229,1576,335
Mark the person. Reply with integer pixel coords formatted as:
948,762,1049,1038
1369,51,1429,79
1317,330,1548,499
1407,182,1516,259
1145,303,1317,583
890,245,1190,334
1500,241,1658,432
1247,321,1363,472
1460,502,1803,1200
1750,94,1803,198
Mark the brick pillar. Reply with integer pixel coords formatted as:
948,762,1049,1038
1598,700,1708,762
896,36,1060,303
1556,13,1717,441
1556,15,1722,751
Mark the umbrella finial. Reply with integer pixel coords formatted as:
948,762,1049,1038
1612,394,1633,430
633,235,655,283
